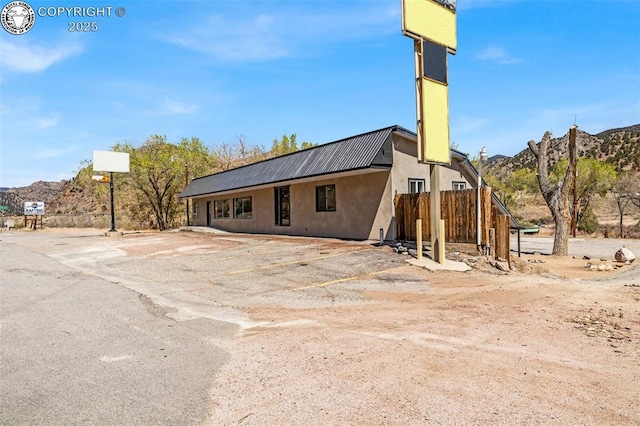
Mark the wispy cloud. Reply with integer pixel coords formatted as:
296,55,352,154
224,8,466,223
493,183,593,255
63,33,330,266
34,146,79,159
158,97,198,115
452,115,491,135
0,39,83,73
164,14,288,61
160,3,398,62
475,46,522,65
35,116,59,129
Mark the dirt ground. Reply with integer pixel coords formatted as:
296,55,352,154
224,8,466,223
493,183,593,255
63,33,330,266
152,232,635,425
5,229,639,425
207,253,639,425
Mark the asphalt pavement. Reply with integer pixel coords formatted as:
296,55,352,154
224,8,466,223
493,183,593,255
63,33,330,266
0,238,236,425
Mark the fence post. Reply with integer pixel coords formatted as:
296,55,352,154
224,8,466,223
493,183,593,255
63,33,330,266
416,219,422,260
488,228,495,258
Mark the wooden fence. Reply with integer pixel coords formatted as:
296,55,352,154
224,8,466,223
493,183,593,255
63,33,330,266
395,187,510,259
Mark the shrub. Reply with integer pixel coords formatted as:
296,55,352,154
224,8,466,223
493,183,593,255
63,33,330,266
578,206,599,234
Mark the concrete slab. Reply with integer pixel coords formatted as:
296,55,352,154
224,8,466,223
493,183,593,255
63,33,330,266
406,256,471,272
179,226,229,235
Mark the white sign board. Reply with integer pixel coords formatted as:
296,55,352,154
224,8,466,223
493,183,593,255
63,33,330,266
24,201,45,215
93,151,130,173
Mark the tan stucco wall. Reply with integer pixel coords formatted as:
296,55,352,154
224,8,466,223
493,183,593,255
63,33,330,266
189,133,475,241
191,170,393,240
391,135,472,192
391,135,432,195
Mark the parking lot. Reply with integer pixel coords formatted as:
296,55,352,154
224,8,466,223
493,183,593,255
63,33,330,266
2,228,639,425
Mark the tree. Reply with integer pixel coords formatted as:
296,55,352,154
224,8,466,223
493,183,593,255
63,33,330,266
612,172,640,237
551,158,616,229
528,127,577,255
577,206,599,234
483,167,537,213
215,135,267,171
270,134,316,157
113,136,216,230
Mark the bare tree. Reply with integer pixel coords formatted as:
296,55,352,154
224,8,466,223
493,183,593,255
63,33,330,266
613,173,640,237
528,127,578,255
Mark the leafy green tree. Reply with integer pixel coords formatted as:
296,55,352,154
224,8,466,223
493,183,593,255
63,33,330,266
270,134,316,157
483,167,537,213
577,206,599,234
551,158,616,227
112,136,216,230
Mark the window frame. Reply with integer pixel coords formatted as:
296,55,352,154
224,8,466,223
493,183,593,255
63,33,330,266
452,181,467,190
408,178,426,194
233,196,253,219
213,199,230,219
315,184,336,212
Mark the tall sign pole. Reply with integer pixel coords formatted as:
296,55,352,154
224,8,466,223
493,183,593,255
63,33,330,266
109,171,116,232
93,151,130,235
401,0,457,264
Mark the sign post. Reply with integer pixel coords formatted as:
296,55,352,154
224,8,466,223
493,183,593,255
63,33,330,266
93,150,130,235
0,205,6,234
23,202,45,229
401,0,457,264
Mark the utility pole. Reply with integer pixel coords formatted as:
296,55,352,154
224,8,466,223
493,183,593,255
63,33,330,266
185,163,190,226
109,172,116,232
571,127,577,238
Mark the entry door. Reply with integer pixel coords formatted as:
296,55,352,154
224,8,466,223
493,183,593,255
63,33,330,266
206,201,211,227
275,186,290,226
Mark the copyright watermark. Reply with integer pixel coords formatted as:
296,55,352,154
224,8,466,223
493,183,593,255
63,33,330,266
1,1,126,35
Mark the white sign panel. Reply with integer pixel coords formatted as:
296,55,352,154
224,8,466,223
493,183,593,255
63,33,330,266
93,151,130,173
24,201,45,215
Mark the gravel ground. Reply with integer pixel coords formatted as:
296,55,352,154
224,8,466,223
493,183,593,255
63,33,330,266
3,228,639,425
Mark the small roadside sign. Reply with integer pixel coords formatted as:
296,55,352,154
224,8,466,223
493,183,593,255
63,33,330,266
0,205,8,211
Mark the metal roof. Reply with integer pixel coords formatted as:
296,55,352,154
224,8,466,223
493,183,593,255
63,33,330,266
180,125,397,198
179,124,519,228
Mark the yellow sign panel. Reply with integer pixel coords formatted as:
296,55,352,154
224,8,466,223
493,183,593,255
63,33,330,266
420,77,450,164
402,0,457,52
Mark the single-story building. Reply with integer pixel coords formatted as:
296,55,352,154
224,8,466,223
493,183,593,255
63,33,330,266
179,125,514,240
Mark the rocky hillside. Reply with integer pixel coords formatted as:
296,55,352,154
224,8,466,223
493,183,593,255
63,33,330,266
488,124,640,172
0,181,66,215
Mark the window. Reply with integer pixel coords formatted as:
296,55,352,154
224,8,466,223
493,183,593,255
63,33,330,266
234,196,252,219
214,199,230,219
193,202,199,218
452,181,467,190
316,184,336,212
408,178,425,194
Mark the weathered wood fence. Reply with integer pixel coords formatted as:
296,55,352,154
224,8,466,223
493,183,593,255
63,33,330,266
394,187,510,259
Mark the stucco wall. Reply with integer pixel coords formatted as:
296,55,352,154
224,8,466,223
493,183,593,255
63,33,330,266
189,132,475,241
191,170,393,240
391,135,472,192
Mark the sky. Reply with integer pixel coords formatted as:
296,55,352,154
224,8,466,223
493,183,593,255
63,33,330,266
1,0,639,188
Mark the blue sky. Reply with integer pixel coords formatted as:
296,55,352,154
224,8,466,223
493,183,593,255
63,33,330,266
1,0,639,187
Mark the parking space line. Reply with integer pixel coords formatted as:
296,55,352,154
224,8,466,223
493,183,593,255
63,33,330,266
289,266,405,292
227,248,373,275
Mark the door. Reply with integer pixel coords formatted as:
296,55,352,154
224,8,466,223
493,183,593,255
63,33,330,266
274,186,290,226
206,201,211,227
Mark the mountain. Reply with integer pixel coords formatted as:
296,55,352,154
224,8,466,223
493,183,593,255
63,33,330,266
0,181,66,215
488,124,640,172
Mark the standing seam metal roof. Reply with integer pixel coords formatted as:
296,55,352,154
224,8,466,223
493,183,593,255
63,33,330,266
179,126,399,198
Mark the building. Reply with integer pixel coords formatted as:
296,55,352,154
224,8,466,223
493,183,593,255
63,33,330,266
179,125,505,240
